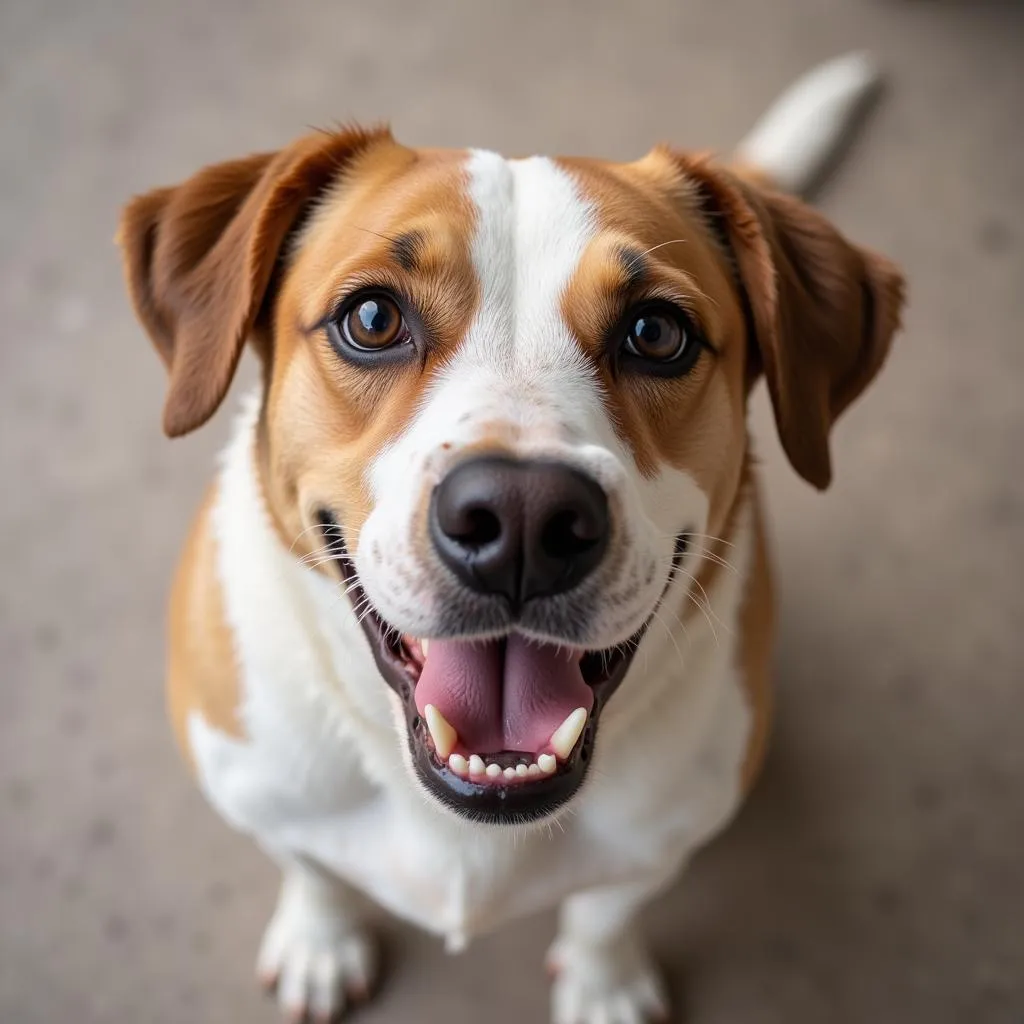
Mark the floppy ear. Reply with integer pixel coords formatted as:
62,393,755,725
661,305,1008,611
677,154,905,489
117,126,387,437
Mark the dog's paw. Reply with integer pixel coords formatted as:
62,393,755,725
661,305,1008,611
256,897,376,1022
548,934,669,1024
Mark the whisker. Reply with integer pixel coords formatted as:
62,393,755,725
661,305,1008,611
650,605,689,674
288,522,330,554
299,557,337,573
297,544,357,568
354,225,402,245
675,569,730,646
625,238,688,269
649,527,737,551
651,548,739,576
335,578,365,599
296,536,356,561
687,550,738,574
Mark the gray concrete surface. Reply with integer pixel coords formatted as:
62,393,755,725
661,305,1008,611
1,1,1022,1021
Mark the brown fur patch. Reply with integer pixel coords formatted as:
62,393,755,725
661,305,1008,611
257,143,481,566
168,486,244,770
672,152,905,489
737,481,775,791
119,126,392,438
558,153,751,537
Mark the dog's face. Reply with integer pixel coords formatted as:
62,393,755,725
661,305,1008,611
120,128,903,824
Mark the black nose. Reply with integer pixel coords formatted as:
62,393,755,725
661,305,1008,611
430,456,610,609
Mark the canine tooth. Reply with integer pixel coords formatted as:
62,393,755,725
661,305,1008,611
538,753,557,774
469,754,486,776
448,753,469,776
420,638,430,657
550,708,588,760
528,763,541,778
424,704,457,760
486,763,502,779
515,764,529,778
503,766,517,780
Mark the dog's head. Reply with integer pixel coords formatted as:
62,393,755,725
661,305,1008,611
120,128,903,823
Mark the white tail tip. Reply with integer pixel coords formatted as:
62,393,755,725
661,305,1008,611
734,52,883,196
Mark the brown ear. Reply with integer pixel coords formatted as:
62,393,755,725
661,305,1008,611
117,127,388,437
678,155,905,489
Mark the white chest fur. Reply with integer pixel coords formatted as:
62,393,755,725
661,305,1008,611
188,397,754,946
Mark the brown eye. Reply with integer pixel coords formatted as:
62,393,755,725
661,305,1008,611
625,312,685,360
342,295,406,350
619,303,703,376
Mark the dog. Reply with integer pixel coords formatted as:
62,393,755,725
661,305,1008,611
118,53,904,1023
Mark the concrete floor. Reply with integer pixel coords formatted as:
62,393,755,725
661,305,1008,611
2,1,1022,1021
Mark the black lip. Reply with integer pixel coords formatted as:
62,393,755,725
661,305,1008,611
315,510,688,825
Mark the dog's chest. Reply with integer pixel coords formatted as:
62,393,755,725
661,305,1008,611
189,691,744,946
188,564,752,946
189,703,678,939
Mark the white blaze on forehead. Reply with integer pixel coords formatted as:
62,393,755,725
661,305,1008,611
463,150,596,372
389,147,621,463
366,150,618,508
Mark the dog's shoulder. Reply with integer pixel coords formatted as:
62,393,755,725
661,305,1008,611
168,483,244,770
737,484,774,791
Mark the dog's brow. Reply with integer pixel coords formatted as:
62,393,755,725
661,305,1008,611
390,230,426,273
616,245,649,293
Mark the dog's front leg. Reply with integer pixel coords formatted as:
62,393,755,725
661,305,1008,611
256,856,377,1021
548,865,681,1024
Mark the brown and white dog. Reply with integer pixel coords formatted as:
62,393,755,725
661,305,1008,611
119,54,903,1023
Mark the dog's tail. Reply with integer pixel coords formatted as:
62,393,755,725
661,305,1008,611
733,52,883,197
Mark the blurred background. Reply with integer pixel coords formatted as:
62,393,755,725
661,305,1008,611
1,1,1022,1022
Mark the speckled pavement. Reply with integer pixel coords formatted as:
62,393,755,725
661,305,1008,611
1,1,1022,1021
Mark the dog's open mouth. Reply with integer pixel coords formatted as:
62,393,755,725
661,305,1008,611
318,511,686,823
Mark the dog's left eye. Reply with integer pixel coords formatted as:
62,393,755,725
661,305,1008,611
339,295,409,351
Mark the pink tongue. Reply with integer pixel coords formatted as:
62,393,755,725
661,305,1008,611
414,634,593,754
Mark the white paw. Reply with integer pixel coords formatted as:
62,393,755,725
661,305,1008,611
256,895,376,1022
548,935,669,1024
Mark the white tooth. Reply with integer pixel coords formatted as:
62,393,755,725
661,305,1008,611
420,638,430,657
550,707,588,760
448,753,468,776
486,763,502,779
424,704,457,761
468,754,485,776
538,753,557,774
515,764,529,778
503,766,517,780
528,763,541,778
